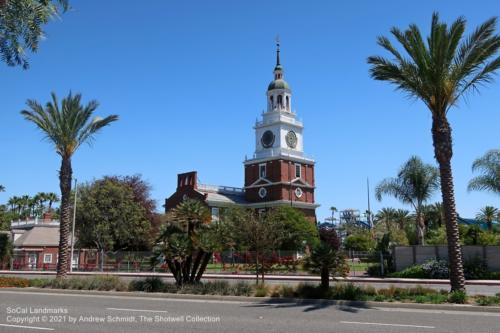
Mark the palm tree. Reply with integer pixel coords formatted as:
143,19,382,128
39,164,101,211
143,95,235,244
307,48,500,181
0,185,4,192
46,192,59,212
0,0,69,68
468,150,500,195
21,92,118,278
156,199,212,285
375,207,398,231
394,209,411,230
375,156,439,245
476,206,499,232
367,13,500,291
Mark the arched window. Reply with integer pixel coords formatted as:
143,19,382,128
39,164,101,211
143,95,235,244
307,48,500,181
270,96,274,109
277,95,283,108
286,96,290,110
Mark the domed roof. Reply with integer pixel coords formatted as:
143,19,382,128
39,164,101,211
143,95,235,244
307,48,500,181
268,79,290,91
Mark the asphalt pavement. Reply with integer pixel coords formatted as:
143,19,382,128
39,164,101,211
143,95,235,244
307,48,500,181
0,290,499,333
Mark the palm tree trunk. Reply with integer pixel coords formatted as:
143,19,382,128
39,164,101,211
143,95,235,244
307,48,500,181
320,267,330,288
56,156,72,278
415,211,425,245
194,252,211,282
432,114,465,292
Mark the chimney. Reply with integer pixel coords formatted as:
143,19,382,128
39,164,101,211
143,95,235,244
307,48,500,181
177,171,198,190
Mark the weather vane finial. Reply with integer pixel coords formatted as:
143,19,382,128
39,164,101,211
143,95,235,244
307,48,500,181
275,35,281,66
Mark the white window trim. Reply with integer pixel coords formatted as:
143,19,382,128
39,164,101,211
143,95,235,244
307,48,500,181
259,163,267,178
295,163,301,179
43,253,53,264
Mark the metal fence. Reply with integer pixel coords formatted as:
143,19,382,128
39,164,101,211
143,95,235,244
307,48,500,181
6,249,389,276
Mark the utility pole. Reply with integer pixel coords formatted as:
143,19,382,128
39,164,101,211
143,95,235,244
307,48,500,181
367,178,372,228
70,178,77,273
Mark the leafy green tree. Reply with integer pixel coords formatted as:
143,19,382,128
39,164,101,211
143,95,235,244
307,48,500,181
21,92,118,278
0,0,69,68
304,227,348,289
267,206,319,250
154,199,214,286
224,207,284,284
344,230,376,252
468,150,500,195
0,204,16,230
376,156,439,245
0,233,12,269
476,206,499,232
76,177,153,270
368,12,500,292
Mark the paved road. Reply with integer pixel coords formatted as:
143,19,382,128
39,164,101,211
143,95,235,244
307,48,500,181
0,290,499,333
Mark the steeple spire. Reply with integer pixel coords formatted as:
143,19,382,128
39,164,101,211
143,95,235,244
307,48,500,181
276,35,280,67
273,36,283,79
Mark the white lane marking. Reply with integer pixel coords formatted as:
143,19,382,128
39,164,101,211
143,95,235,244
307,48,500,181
375,307,500,317
340,321,435,329
0,323,54,331
107,307,168,313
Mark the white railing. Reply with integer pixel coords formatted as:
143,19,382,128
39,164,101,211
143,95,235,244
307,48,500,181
198,183,244,194
11,218,60,228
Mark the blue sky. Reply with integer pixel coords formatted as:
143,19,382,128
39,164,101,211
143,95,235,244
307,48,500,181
1,0,499,221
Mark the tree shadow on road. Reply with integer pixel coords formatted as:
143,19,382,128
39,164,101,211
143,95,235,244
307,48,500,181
243,299,370,313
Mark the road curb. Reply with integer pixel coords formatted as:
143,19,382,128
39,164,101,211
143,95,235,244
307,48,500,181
2,287,500,313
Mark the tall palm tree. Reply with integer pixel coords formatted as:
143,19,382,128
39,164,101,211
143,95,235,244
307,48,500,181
375,156,439,245
21,92,118,278
0,185,4,192
46,192,59,212
468,150,500,195
476,206,499,232
368,13,500,291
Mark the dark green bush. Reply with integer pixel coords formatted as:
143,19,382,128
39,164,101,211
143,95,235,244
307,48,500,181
463,256,488,279
448,290,467,304
390,264,426,278
129,277,165,292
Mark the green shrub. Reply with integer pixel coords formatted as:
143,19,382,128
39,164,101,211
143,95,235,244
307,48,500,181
390,264,426,278
129,277,165,292
448,290,467,304
231,281,253,296
29,278,52,288
463,256,488,279
254,284,269,297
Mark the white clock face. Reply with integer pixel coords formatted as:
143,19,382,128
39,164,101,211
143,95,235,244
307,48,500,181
286,131,297,149
295,187,303,198
258,187,267,198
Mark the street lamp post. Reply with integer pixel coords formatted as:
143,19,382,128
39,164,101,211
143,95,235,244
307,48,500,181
70,178,77,273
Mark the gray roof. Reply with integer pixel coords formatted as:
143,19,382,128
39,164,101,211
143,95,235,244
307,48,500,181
197,188,248,207
13,226,74,247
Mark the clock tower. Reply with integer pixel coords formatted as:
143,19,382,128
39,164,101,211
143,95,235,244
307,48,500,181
244,42,318,222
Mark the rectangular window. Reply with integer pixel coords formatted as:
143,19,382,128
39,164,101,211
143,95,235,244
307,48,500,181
259,163,266,178
295,163,301,179
211,207,220,223
43,254,52,264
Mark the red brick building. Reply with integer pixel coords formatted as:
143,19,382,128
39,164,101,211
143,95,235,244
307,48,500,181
165,43,319,222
